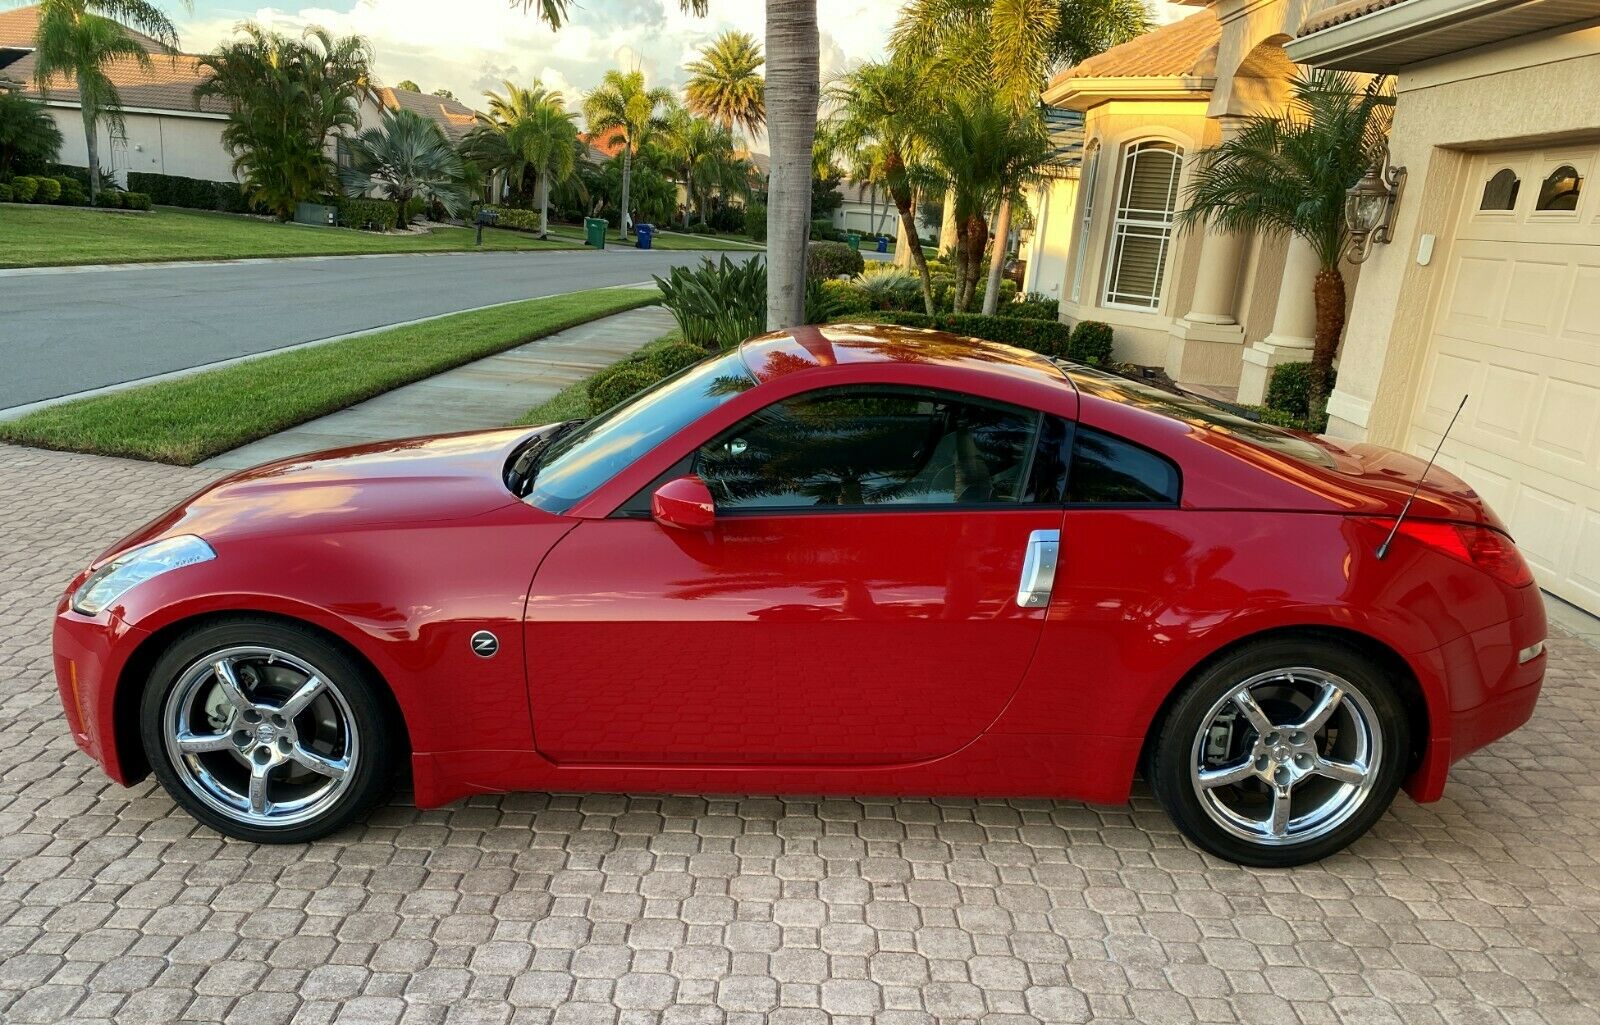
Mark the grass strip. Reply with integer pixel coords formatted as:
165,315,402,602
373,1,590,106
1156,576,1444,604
0,288,659,465
515,331,684,426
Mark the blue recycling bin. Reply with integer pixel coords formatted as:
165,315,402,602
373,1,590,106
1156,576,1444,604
875,235,889,254
635,223,654,250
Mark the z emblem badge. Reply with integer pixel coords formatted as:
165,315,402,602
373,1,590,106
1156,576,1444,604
470,630,499,658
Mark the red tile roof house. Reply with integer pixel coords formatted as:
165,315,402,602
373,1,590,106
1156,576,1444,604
0,5,439,191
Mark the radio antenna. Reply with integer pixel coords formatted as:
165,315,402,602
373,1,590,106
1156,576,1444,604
1376,394,1468,561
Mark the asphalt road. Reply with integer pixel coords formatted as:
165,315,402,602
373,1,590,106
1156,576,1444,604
0,248,753,410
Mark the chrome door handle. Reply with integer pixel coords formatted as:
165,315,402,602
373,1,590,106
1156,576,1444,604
1016,529,1060,608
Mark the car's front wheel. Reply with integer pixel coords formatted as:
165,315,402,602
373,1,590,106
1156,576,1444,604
1149,638,1409,867
140,618,399,843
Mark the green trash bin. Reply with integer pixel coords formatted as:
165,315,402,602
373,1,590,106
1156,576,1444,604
846,232,861,251
584,217,608,249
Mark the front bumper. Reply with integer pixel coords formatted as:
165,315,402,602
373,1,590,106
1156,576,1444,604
53,604,148,785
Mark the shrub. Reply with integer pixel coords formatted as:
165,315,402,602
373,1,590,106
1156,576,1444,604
853,264,922,311
1067,321,1114,366
32,176,61,203
336,196,400,231
819,278,872,317
49,164,91,188
0,183,12,203
121,191,152,211
744,201,767,242
810,217,834,240
805,240,864,279
55,176,87,205
95,190,125,208
836,310,1072,358
1005,293,1059,321
126,171,260,213
707,203,744,233
686,221,715,234
588,365,659,414
483,206,544,234
10,176,38,203
654,255,767,351
1265,362,1331,420
642,339,712,378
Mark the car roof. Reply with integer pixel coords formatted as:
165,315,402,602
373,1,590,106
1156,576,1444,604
737,323,1072,389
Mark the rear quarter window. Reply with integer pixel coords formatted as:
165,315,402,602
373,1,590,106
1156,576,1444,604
1068,425,1181,505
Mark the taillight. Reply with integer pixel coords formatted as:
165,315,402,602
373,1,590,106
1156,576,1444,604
1370,518,1534,587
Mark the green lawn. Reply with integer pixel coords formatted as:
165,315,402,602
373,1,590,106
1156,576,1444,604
515,331,684,425
0,204,579,268
544,223,766,252
0,287,658,465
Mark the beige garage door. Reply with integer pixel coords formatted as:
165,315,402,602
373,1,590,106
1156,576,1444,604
1409,145,1600,614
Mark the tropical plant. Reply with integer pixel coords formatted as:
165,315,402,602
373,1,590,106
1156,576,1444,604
518,0,815,331
462,81,579,236
30,0,180,202
1179,70,1392,413
827,59,937,312
582,67,672,238
654,255,768,351
0,91,64,177
662,108,747,228
684,30,765,139
340,107,470,230
195,24,372,219
852,264,922,311
913,89,1050,312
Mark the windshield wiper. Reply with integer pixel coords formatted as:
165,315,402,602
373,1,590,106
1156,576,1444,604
506,419,585,497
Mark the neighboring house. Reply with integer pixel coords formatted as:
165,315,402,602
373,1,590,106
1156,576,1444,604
378,85,478,143
0,3,385,187
1036,0,1600,615
1016,106,1086,300
831,178,924,238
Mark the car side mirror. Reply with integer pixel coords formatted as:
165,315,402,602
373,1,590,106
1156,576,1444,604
652,475,716,530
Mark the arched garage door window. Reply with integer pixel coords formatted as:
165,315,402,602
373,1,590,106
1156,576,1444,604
1103,140,1184,310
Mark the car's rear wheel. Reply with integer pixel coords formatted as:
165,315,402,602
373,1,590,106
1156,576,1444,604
1149,639,1409,867
139,618,398,843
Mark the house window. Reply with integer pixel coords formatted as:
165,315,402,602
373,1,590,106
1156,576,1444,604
1069,143,1100,304
1535,164,1582,211
1479,168,1519,211
1102,140,1184,311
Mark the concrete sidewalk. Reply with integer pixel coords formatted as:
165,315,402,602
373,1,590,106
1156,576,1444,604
201,305,675,471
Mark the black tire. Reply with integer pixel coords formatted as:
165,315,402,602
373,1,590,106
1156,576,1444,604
1149,638,1409,867
139,617,399,844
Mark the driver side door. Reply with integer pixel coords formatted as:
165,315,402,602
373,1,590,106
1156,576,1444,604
524,385,1069,767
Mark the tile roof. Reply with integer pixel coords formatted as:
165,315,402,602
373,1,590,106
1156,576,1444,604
378,86,479,143
1299,0,1408,36
1050,9,1221,82
0,4,172,55
580,129,627,159
1,51,226,115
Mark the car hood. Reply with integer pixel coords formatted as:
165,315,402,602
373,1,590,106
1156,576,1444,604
106,427,545,558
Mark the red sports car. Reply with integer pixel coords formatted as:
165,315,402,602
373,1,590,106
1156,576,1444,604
53,325,1546,865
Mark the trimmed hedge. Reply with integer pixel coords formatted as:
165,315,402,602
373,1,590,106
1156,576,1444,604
0,183,11,203
94,190,123,208
334,195,400,231
1005,293,1059,321
641,340,711,378
587,365,659,414
122,191,152,211
483,206,545,234
806,240,864,279
1067,321,1114,366
56,176,87,206
1265,361,1331,419
33,177,61,203
839,310,1072,358
127,171,257,213
10,176,38,203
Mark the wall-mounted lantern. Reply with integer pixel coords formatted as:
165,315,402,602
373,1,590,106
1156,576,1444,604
1344,148,1406,264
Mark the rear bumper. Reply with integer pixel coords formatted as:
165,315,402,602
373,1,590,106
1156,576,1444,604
1404,598,1545,803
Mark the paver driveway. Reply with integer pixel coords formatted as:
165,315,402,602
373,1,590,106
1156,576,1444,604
2,443,1598,1025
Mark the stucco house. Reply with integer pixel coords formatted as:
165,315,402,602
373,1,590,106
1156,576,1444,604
1036,0,1600,615
831,178,933,239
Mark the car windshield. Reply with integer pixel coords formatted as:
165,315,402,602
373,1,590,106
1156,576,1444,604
1066,366,1337,469
524,350,756,514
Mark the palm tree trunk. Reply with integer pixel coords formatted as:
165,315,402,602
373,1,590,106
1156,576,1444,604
889,181,934,314
938,189,958,256
981,197,1012,315
537,172,550,237
81,106,100,203
619,143,633,238
395,193,408,231
956,213,988,312
765,0,820,330
866,185,876,241
1310,266,1346,418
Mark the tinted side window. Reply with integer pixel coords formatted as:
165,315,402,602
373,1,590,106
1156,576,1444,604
1068,425,1180,504
697,388,1041,511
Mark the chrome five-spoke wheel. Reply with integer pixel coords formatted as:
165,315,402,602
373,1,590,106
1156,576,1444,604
142,619,397,842
1150,640,1407,867
1189,668,1379,846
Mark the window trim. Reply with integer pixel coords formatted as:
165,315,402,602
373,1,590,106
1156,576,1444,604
1100,139,1185,313
665,384,1051,517
1069,142,1100,305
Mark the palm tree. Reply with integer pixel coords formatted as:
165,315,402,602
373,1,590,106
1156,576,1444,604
196,24,371,219
1180,71,1392,414
516,0,815,332
30,0,179,201
895,0,1149,311
684,30,765,139
828,59,938,313
341,107,470,231
0,91,64,178
664,108,746,227
582,67,672,239
915,88,1050,312
463,81,578,236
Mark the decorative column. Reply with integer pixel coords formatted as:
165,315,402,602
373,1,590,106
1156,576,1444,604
1236,234,1319,404
1164,117,1249,388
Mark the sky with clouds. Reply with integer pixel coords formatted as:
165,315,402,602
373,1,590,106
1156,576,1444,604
174,0,1192,145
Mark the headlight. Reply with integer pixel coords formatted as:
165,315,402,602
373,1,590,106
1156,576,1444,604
71,535,215,616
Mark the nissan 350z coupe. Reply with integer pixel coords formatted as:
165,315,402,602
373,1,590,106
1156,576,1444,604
53,325,1547,866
